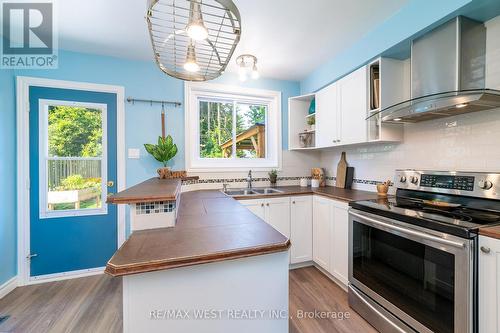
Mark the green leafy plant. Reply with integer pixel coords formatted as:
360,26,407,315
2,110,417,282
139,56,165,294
144,135,178,167
307,115,315,126
56,174,101,191
268,169,278,183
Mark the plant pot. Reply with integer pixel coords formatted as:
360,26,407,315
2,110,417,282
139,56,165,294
269,175,277,187
157,167,171,179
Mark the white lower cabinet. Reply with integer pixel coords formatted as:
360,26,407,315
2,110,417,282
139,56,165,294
312,195,332,270
239,196,312,264
290,196,313,264
479,235,500,333
312,195,349,287
239,193,349,286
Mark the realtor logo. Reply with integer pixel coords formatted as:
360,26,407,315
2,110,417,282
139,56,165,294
1,0,58,68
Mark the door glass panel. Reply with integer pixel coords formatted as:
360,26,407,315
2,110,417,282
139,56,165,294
42,103,106,216
352,221,455,333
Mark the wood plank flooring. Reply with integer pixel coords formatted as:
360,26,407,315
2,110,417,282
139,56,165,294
0,266,376,333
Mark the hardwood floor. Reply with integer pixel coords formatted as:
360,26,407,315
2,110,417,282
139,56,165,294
0,267,376,333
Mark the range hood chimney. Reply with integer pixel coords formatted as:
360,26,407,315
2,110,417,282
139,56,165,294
380,16,500,123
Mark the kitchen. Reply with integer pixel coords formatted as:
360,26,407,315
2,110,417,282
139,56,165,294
1,1,500,333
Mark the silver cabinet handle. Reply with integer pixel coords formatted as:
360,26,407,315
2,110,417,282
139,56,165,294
261,203,264,207
481,246,491,254
292,201,296,204
266,203,269,206
349,211,466,249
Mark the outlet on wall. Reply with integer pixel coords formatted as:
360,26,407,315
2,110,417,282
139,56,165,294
128,148,141,159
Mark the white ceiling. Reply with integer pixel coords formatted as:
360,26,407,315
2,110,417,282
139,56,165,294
58,0,409,81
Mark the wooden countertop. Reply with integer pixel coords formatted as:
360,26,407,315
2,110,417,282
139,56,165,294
105,190,291,276
106,178,181,204
479,225,500,240
233,185,383,202
105,179,383,277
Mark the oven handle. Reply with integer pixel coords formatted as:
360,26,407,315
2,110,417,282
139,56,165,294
349,211,466,249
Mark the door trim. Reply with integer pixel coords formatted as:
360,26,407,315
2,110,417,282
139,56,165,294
16,76,126,286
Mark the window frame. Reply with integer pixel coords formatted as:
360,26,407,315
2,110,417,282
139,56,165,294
38,99,108,219
185,82,282,172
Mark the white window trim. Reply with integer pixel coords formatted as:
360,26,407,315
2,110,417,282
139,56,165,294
38,99,108,219
185,82,282,172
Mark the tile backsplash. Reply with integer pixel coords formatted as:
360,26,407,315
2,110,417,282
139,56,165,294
320,107,500,192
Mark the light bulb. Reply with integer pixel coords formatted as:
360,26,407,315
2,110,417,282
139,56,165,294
251,64,259,79
184,43,200,72
186,23,208,41
186,1,208,41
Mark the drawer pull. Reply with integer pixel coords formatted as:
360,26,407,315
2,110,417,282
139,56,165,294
481,246,491,254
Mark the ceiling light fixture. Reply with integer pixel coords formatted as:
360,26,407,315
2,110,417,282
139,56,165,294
186,0,208,41
183,42,200,72
146,0,241,81
236,54,259,81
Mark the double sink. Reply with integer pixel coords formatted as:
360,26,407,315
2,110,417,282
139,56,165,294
222,188,284,197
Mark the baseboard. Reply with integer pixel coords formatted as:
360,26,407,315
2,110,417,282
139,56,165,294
313,264,348,292
27,266,105,285
289,261,314,270
0,276,18,299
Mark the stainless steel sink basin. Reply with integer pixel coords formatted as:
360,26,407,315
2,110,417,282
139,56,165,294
222,188,284,196
251,188,284,194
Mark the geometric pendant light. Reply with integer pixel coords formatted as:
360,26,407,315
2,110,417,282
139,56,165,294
146,0,242,81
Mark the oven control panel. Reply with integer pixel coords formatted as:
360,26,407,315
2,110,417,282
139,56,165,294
420,174,474,191
395,170,500,199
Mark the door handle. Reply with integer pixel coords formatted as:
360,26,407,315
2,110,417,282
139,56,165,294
26,253,38,260
107,180,114,187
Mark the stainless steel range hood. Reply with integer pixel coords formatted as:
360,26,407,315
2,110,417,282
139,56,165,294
378,16,500,123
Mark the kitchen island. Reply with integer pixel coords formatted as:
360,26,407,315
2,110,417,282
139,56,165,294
106,178,383,333
106,179,291,333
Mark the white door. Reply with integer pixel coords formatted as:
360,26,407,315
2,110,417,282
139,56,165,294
479,235,500,333
313,196,331,270
330,202,349,286
339,66,368,145
315,82,339,147
290,196,313,264
265,197,291,238
239,199,265,220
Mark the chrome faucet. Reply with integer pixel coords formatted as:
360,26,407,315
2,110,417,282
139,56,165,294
246,170,253,189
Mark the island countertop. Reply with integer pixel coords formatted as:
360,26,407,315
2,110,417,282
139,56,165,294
105,179,384,276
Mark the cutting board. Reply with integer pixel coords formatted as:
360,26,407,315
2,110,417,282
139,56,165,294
336,152,348,188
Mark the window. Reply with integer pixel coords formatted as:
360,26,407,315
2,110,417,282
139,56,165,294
185,82,281,172
39,99,108,218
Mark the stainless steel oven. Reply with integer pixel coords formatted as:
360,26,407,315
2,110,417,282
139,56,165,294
348,209,475,333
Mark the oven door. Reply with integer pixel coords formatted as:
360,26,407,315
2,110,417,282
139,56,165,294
348,209,474,333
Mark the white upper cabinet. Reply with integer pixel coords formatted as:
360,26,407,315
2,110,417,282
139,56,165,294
315,81,340,147
339,66,368,145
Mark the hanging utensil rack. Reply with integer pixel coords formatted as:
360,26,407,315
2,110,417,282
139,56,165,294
126,97,181,107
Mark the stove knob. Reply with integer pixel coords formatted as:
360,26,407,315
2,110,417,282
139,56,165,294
410,176,419,184
478,179,493,190
399,175,407,183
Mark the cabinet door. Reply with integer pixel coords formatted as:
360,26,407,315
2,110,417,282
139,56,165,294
479,235,500,333
330,202,349,286
290,196,313,264
265,197,291,238
239,199,265,220
312,196,332,271
339,66,367,145
315,82,339,147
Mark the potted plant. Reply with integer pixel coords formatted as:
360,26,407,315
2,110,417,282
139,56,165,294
144,135,178,179
307,115,315,131
268,169,278,187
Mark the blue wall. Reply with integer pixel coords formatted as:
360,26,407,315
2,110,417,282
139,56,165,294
0,50,299,285
300,0,473,94
0,69,17,286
